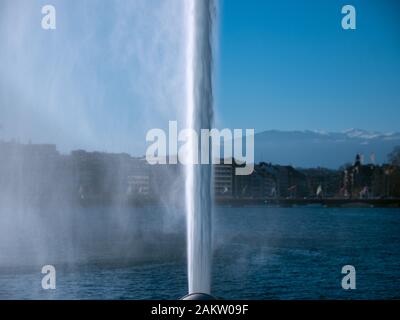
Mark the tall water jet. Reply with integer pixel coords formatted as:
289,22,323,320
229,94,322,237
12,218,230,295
185,0,215,294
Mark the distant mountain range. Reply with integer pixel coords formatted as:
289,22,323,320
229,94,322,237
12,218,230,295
253,129,400,169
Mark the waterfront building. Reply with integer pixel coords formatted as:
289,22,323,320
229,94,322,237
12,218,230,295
214,162,234,198
233,162,277,199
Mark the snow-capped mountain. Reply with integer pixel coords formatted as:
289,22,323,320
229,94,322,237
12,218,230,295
342,128,398,140
253,129,400,168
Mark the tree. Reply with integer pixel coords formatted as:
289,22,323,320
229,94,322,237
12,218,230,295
388,146,400,166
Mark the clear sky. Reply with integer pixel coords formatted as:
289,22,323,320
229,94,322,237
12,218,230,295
0,0,399,154
216,0,400,133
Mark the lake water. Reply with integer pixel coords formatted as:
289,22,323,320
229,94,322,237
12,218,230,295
0,206,399,299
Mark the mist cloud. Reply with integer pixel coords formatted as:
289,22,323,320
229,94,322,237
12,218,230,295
0,0,187,155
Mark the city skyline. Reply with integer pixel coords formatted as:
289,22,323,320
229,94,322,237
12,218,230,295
1,138,399,202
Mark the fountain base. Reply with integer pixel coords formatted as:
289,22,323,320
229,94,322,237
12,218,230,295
180,293,216,300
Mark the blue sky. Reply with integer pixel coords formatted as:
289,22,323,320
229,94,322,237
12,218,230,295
216,0,400,132
0,0,399,154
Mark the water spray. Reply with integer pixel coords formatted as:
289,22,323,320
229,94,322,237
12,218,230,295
184,0,215,297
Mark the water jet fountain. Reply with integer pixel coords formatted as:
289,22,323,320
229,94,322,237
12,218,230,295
184,0,216,297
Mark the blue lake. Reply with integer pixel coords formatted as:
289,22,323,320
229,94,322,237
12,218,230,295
0,207,399,299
